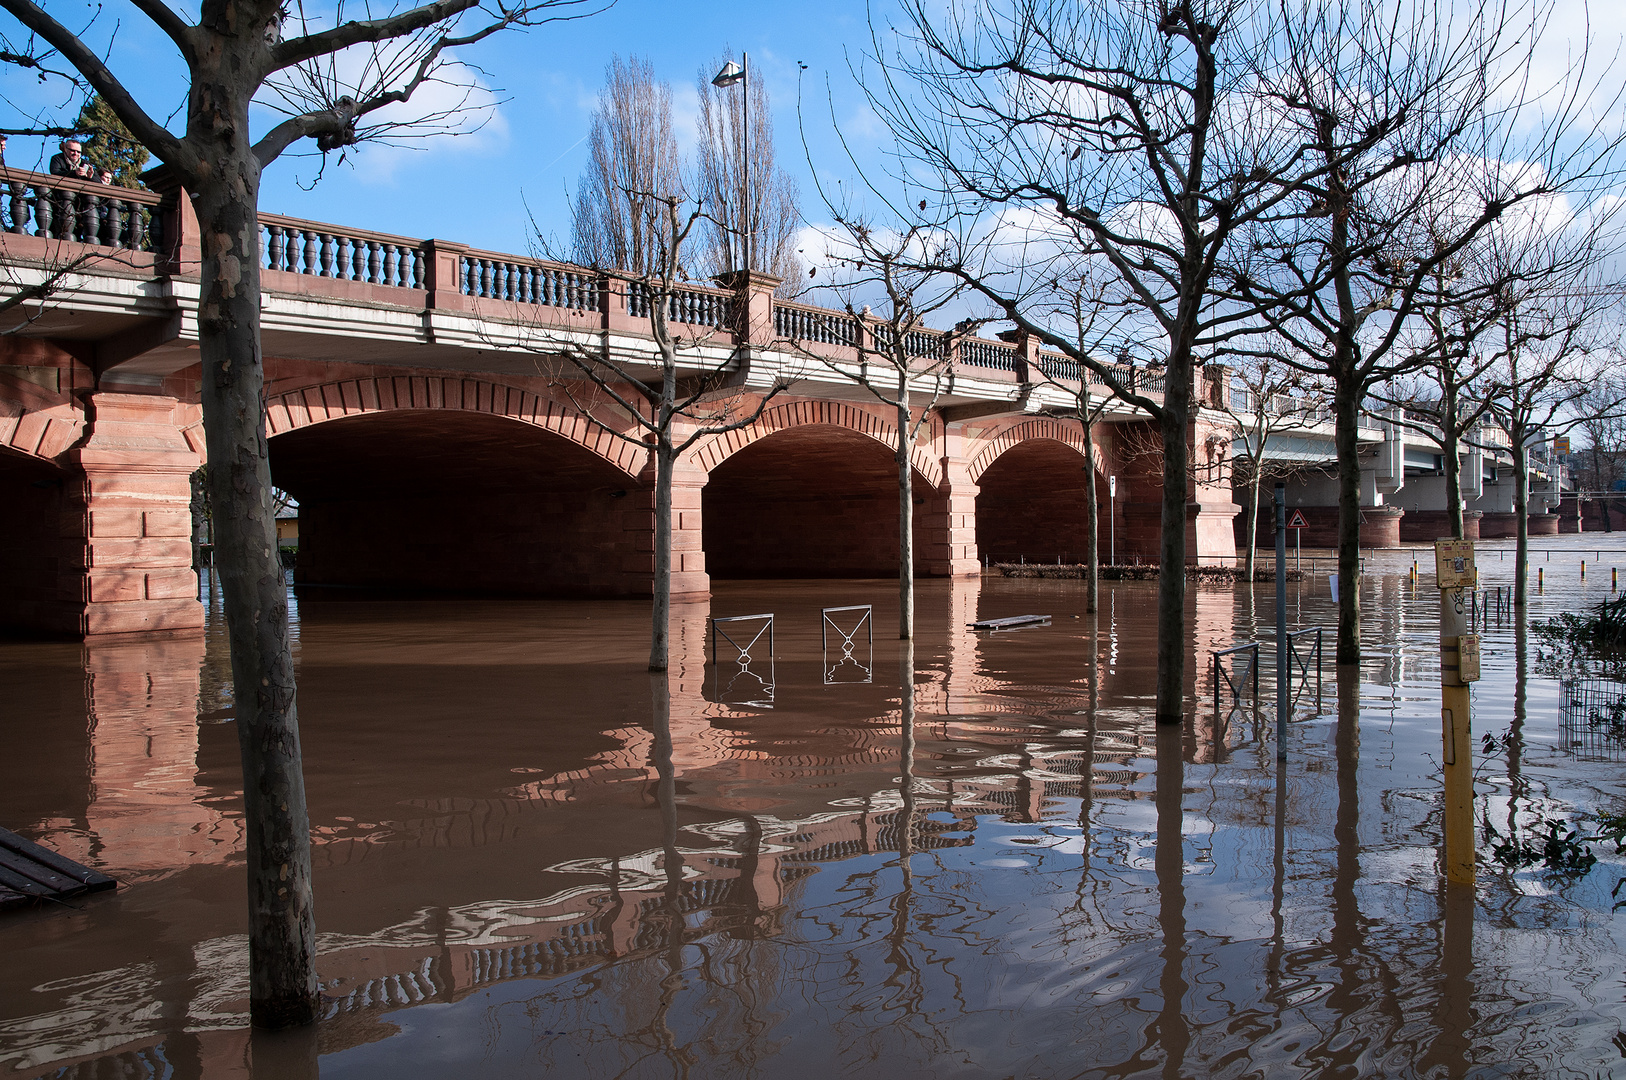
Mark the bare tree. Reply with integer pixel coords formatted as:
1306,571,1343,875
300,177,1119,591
870,0,1315,725
1574,380,1626,533
695,52,801,287
1478,237,1623,602
1371,251,1506,541
543,194,790,669
1216,357,1330,580
1220,0,1622,664
783,217,963,639
570,55,685,277
0,0,601,1028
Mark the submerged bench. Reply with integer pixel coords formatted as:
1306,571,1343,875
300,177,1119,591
968,615,1052,631
0,826,116,910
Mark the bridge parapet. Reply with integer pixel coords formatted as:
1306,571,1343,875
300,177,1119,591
1,165,161,255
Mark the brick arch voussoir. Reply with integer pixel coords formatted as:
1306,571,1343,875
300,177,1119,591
966,419,1095,485
0,402,86,465
691,400,944,489
248,375,644,479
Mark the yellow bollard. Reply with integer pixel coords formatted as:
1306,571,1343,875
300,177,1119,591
1614,567,1618,591
1434,540,1477,887
1582,561,1587,580
1539,567,1544,591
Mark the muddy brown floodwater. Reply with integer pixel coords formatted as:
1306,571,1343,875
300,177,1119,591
4,538,1626,1078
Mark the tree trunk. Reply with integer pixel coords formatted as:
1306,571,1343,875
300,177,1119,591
1514,433,1530,608
897,378,914,640
1333,381,1363,665
1443,381,1464,540
190,123,317,1026
1155,368,1191,725
1245,453,1262,583
650,438,674,670
897,433,914,641
1081,401,1099,614
1444,424,1464,540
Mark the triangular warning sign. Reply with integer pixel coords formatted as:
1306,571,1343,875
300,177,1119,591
1287,509,1309,529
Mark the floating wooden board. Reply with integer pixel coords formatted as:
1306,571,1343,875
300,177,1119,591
0,826,116,911
969,615,1052,631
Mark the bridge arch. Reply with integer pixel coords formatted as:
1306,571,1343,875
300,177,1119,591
183,374,647,481
251,376,652,597
965,418,1091,485
698,401,941,579
690,400,944,490
968,421,1110,564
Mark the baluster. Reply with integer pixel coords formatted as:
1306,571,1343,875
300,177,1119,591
297,230,316,274
37,184,57,238
461,257,476,295
366,241,382,285
476,259,491,297
97,194,116,246
6,179,24,234
317,233,335,276
381,244,398,286
265,225,283,271
500,262,514,301
349,238,365,281
74,188,92,243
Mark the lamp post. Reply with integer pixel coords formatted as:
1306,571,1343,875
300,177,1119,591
711,54,750,272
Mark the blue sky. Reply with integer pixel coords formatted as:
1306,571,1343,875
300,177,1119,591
6,0,901,260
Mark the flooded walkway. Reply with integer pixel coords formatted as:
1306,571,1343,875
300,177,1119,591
3,536,1626,1078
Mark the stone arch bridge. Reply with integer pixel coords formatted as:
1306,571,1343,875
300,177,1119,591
0,167,1243,636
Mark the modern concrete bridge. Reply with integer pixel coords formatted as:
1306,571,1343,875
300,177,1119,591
0,166,1568,637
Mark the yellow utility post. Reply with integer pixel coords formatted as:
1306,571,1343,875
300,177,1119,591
1434,539,1479,886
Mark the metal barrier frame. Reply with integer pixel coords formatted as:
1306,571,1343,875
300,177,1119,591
822,605,874,685
1213,640,1261,708
710,613,774,666
1286,626,1324,707
709,614,775,708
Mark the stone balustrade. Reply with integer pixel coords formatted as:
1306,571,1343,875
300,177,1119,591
0,166,160,251
626,279,734,329
260,214,426,288
460,251,599,311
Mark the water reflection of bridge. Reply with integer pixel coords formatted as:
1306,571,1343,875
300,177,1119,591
2,578,1299,1077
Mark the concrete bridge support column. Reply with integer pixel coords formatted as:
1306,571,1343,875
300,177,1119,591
64,393,203,635
1189,413,1240,566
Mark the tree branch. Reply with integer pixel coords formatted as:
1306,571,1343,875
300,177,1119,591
0,0,192,171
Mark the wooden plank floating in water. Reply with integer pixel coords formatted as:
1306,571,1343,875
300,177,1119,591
0,826,116,911
969,615,1052,631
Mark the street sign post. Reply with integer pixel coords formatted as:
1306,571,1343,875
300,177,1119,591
1286,508,1308,571
1433,538,1477,886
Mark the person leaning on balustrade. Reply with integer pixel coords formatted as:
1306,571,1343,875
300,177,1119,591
45,138,94,239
